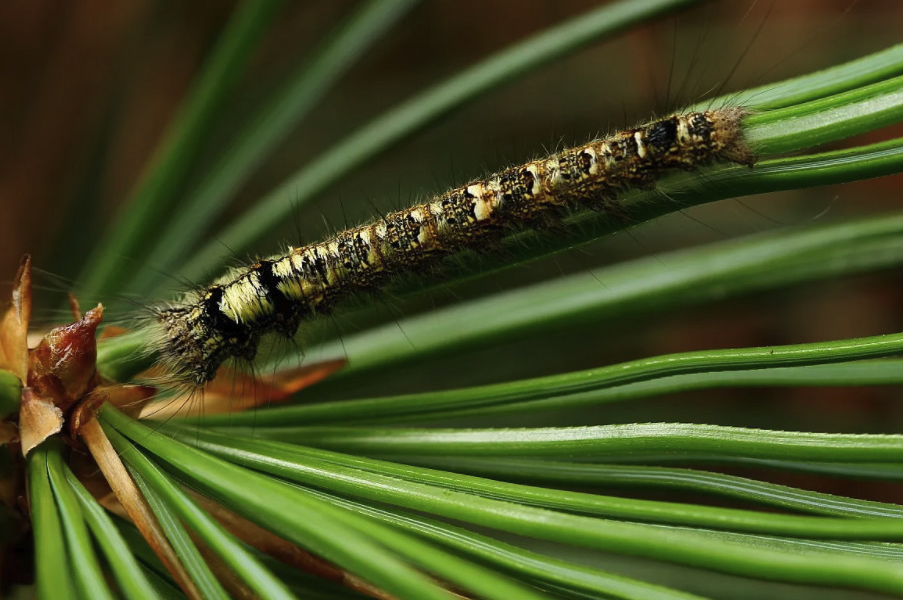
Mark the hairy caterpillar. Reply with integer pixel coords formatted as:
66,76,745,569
148,107,755,387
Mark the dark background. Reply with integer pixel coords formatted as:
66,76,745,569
2,0,903,477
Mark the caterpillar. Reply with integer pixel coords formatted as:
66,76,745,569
150,107,756,387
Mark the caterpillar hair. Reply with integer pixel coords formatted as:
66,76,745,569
148,107,755,387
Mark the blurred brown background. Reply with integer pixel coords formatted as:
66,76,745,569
2,0,903,430
1,0,901,280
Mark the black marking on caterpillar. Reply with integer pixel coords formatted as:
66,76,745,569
151,108,756,387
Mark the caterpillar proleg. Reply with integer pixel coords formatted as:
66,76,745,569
149,108,755,387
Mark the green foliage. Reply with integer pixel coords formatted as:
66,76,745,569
12,1,903,599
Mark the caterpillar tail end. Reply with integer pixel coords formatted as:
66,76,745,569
710,107,757,168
